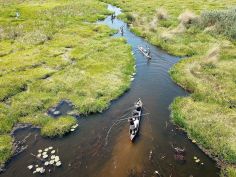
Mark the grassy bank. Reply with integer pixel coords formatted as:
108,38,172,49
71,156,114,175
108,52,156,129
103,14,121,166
101,0,236,176
0,0,134,167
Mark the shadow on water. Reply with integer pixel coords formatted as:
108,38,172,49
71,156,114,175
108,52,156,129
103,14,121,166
1,4,220,177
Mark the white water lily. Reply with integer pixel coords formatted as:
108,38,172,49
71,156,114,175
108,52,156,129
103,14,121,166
37,154,41,158
71,124,78,129
38,149,42,153
70,128,75,132
36,167,41,172
44,161,49,166
48,146,53,150
33,170,37,174
42,152,47,156
43,154,48,159
54,156,60,162
44,148,49,152
49,160,55,165
51,150,55,154
51,155,55,159
27,165,33,170
39,167,45,174
54,111,60,115
55,161,62,166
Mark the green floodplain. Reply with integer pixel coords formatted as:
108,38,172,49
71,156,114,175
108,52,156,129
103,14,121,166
0,0,236,176
0,0,134,168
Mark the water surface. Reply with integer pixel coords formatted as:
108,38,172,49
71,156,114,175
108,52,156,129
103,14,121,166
1,4,219,177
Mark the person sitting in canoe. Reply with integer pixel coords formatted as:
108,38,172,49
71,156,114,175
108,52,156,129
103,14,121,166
129,118,136,134
133,110,139,116
139,46,147,53
135,98,142,108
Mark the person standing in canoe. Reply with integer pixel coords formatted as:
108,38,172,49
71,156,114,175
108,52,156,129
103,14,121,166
147,47,151,56
120,26,124,36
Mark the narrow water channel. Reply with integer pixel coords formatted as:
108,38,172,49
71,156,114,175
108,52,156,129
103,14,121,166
1,4,219,177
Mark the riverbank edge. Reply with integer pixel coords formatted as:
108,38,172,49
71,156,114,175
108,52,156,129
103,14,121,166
169,97,236,177
0,123,38,173
99,2,236,176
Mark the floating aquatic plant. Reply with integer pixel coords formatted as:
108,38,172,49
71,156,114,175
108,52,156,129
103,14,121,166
27,146,62,175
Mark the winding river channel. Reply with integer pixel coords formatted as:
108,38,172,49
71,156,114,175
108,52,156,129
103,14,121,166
1,5,219,177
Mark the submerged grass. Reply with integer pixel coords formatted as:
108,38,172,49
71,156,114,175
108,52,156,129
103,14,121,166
102,0,236,175
0,0,134,166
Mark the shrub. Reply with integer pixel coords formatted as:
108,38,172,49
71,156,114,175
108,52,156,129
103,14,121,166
156,7,168,20
149,18,158,32
200,7,236,39
178,10,198,26
126,13,135,23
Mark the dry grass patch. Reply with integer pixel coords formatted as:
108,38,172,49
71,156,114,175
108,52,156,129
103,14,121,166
156,7,168,20
178,10,198,26
149,18,158,32
204,44,220,63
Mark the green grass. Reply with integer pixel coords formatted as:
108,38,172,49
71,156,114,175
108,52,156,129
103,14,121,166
41,116,77,137
0,135,12,167
171,97,236,163
0,0,134,166
101,0,236,175
221,167,236,177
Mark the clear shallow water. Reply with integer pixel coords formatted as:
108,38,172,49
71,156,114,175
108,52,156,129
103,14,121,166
1,4,219,177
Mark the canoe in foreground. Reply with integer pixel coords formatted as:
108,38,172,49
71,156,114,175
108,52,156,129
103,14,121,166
129,98,143,141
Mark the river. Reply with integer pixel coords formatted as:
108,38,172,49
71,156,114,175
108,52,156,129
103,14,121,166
1,4,219,177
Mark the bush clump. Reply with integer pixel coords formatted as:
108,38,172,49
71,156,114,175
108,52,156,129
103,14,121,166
200,7,236,39
126,13,136,23
156,7,168,20
178,10,198,26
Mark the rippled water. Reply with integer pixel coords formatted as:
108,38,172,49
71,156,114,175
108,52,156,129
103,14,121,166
1,4,219,177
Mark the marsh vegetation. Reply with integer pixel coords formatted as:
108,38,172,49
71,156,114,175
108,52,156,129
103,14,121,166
0,0,134,167
0,0,235,176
